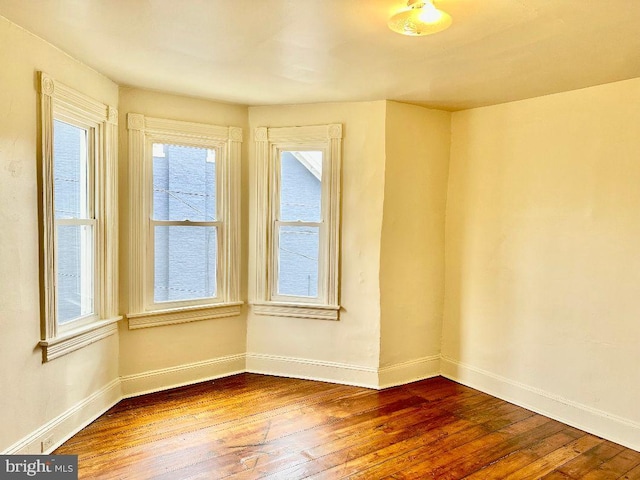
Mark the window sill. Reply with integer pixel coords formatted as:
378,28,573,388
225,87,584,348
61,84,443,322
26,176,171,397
126,302,244,330
39,316,122,363
251,302,340,321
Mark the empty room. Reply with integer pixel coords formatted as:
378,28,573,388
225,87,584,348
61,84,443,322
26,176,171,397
0,0,639,478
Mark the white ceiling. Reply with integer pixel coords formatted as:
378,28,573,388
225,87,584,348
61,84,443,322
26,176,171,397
1,0,640,110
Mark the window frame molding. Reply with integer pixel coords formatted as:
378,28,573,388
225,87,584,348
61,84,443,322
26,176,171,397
127,114,243,329
38,72,121,362
252,124,342,321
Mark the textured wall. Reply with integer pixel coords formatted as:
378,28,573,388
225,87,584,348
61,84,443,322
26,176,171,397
379,101,451,368
0,16,120,452
443,77,640,447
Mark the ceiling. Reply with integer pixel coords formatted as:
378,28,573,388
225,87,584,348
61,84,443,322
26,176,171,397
1,0,640,111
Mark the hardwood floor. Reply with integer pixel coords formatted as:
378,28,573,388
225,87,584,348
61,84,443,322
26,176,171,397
54,374,640,479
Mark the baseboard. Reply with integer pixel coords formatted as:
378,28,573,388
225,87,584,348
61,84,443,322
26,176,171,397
120,353,246,398
441,356,640,452
2,378,122,455
246,353,379,388
10,353,636,455
378,355,441,388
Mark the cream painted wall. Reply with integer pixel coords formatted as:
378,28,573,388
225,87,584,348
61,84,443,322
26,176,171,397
379,101,450,368
443,78,640,443
0,17,120,452
117,88,249,383
247,102,387,375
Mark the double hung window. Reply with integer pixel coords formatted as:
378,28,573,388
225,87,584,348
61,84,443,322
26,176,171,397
39,73,120,361
127,115,242,329
253,124,342,320
53,119,96,325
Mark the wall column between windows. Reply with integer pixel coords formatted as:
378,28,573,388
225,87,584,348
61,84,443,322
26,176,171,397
127,113,147,314
101,106,119,319
253,127,270,303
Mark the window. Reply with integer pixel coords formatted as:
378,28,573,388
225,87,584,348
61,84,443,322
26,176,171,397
38,72,120,362
253,124,342,320
151,143,218,305
54,120,95,324
127,115,242,329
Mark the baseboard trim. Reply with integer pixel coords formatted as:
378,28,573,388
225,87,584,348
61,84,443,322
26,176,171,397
378,355,441,389
8,354,638,455
246,353,379,389
2,378,122,455
120,353,246,398
440,356,640,452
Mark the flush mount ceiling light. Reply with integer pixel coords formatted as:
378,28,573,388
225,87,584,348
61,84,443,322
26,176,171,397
388,0,452,36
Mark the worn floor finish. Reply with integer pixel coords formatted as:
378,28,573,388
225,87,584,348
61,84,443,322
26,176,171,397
54,374,640,479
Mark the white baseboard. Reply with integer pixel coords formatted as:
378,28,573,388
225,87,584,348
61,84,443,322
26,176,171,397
8,353,637,456
246,353,379,388
378,355,441,388
440,356,640,452
120,353,246,398
2,378,122,455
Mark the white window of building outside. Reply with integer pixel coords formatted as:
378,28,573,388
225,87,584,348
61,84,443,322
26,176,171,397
126,115,243,329
253,124,342,320
38,72,120,362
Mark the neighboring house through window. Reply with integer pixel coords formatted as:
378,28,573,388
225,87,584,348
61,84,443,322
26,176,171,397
253,124,342,320
38,72,120,362
277,151,322,298
126,115,242,329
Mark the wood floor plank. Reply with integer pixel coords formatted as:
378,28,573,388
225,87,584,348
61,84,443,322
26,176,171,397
546,440,626,479
463,429,585,479
369,416,566,480
316,410,543,480
578,449,640,480
621,463,640,480
63,379,362,458
501,434,605,480
153,395,434,480
69,389,417,478
52,374,639,480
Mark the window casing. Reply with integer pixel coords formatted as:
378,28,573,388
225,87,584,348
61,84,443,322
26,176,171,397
253,124,342,320
126,115,242,329
39,72,120,362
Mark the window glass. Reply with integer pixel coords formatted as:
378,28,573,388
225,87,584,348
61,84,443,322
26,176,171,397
154,226,217,302
53,120,89,219
152,143,216,222
56,224,94,323
53,119,94,325
277,225,319,297
279,151,322,222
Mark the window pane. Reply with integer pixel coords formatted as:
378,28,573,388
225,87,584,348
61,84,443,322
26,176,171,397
280,151,322,222
56,224,94,324
277,225,319,297
153,144,216,221
53,120,89,219
154,226,217,302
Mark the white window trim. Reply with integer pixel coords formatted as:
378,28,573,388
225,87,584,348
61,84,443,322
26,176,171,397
252,124,342,320
127,114,243,329
38,72,121,362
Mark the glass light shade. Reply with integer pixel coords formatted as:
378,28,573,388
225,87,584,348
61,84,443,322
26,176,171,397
388,1,452,36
